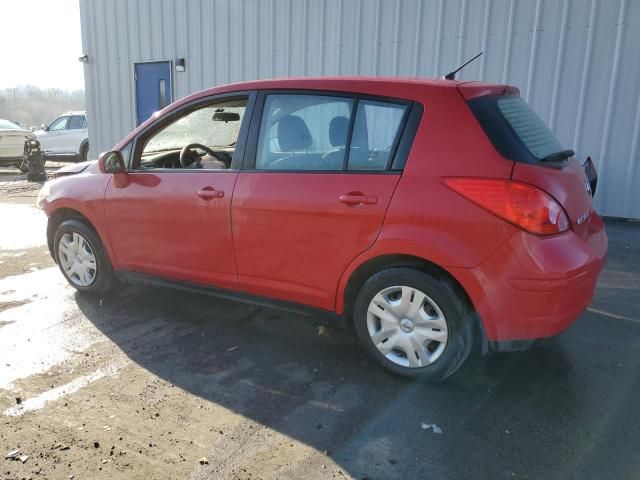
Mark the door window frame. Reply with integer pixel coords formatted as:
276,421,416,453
242,89,423,174
127,90,258,173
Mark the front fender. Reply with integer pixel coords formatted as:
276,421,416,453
43,172,114,264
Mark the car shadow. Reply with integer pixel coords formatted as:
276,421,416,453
76,283,580,479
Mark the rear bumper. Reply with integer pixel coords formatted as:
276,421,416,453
451,213,608,342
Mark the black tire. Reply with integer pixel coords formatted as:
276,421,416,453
353,267,474,381
79,143,89,162
54,219,115,294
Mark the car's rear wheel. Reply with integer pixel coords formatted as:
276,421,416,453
54,219,114,294
353,268,474,381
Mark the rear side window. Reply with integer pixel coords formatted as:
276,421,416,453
467,94,567,164
497,97,563,159
255,93,409,171
67,115,86,130
256,94,354,171
349,100,407,170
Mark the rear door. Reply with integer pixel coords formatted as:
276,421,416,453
232,92,412,310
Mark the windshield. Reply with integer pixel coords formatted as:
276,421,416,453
0,119,22,130
144,104,246,153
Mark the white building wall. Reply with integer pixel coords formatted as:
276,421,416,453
80,0,640,218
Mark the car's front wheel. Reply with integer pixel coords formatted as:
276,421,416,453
79,143,89,162
353,267,474,381
54,219,114,294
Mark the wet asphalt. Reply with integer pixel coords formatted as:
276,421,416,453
1,168,640,479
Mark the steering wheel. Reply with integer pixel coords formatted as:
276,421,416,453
180,143,219,168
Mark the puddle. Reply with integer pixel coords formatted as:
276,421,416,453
0,203,47,250
0,267,105,390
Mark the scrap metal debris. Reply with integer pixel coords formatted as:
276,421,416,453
421,423,443,434
5,449,28,463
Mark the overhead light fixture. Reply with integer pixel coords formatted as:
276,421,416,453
78,54,89,63
175,58,186,72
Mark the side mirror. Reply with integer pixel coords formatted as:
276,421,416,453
40,124,48,131
99,150,126,174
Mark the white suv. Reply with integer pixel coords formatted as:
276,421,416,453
36,111,89,162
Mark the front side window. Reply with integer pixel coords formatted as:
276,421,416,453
256,94,354,170
67,115,86,130
136,97,248,170
49,116,68,131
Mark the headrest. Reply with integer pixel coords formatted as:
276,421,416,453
277,115,312,151
329,116,349,147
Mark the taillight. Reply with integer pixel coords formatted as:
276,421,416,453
443,178,570,236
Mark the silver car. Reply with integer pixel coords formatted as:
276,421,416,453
36,111,89,162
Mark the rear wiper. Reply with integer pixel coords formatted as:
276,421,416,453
541,149,575,162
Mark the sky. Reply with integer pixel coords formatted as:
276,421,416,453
0,0,84,91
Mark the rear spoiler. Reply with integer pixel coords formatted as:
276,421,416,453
457,82,520,101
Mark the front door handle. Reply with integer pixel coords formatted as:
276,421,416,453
338,193,379,205
197,186,224,199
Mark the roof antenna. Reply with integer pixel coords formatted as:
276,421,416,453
444,51,483,80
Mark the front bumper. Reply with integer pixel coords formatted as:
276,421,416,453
451,213,608,342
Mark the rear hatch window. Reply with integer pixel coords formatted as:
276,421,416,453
497,97,564,159
466,93,571,165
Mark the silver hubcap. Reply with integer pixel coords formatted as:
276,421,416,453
366,286,448,368
58,232,97,287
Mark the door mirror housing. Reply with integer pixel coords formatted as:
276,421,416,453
99,150,126,174
40,123,49,131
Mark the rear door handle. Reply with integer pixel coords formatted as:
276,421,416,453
338,193,378,205
197,186,224,199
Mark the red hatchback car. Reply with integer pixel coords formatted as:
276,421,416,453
39,77,607,380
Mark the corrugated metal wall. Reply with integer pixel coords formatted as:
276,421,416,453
80,0,640,218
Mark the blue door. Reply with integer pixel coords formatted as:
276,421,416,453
135,62,172,125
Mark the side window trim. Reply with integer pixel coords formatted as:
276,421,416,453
341,99,359,171
390,102,424,171
242,89,418,173
128,90,257,172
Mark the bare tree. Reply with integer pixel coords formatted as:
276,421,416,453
0,86,85,128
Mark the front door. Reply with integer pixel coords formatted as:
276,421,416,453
39,115,69,153
104,94,253,289
135,61,172,125
232,93,410,310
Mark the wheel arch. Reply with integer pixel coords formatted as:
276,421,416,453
340,253,487,350
47,207,99,260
